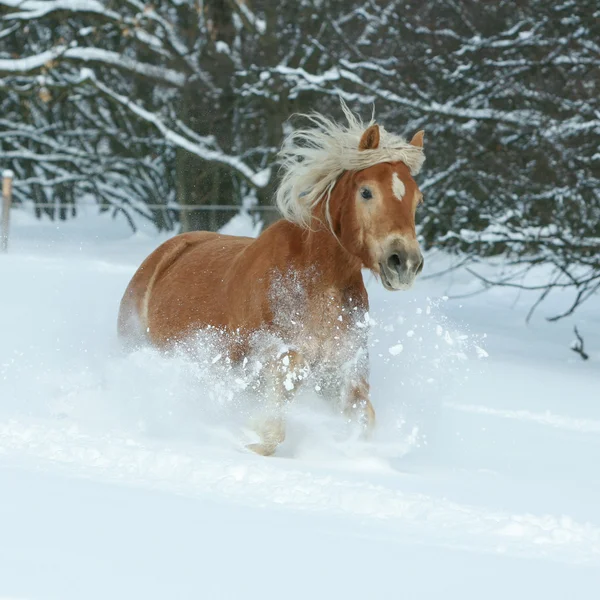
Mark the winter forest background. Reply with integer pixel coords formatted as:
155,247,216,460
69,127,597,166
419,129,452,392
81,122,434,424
1,0,599,318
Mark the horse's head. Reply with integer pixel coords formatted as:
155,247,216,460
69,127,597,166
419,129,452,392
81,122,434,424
330,125,425,291
276,101,426,291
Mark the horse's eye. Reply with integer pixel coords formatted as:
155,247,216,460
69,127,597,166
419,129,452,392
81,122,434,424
360,187,372,200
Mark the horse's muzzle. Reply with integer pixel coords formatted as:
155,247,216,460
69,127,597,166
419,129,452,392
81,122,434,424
379,246,424,291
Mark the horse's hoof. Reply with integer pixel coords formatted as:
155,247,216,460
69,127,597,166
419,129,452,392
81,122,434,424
246,442,277,456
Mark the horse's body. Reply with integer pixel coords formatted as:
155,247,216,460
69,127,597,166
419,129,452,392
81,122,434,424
118,222,366,359
119,103,426,455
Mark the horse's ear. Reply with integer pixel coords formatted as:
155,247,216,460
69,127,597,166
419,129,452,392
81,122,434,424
409,130,425,148
358,124,380,151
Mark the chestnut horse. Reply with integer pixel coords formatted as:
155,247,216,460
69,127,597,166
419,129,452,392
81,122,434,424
118,103,426,455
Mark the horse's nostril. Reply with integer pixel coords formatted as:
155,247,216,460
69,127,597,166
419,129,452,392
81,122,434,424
388,253,401,270
387,250,421,276
416,256,424,275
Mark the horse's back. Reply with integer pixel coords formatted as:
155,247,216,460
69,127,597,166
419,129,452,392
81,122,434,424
118,231,254,348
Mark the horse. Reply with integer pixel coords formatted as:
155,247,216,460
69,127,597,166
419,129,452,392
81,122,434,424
118,102,426,456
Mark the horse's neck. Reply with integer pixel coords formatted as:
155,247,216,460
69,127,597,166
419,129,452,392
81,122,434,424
249,219,368,314
301,224,364,289
251,218,364,290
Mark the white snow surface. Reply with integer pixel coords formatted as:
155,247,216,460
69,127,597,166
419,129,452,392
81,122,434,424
1,207,599,599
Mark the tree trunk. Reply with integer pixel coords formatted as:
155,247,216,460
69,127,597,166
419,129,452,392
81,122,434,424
177,0,238,232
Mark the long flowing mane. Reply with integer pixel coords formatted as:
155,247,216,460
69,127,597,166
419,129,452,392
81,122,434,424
275,100,425,228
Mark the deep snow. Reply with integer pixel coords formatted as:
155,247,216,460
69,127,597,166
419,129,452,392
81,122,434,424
1,207,599,599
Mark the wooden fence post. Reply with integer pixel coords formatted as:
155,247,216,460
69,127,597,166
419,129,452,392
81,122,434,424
1,170,13,253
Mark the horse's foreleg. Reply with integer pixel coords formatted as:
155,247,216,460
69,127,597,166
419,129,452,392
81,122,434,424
247,416,286,456
338,342,376,434
343,376,376,434
247,349,309,456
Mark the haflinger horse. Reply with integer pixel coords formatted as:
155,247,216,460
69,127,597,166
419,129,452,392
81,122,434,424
118,102,425,456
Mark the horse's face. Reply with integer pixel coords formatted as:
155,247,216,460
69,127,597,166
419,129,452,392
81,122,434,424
339,126,425,291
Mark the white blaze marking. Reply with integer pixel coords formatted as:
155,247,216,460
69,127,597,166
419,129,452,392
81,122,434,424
392,173,405,201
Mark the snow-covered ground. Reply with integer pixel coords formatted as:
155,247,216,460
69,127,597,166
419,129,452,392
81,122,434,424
1,208,599,599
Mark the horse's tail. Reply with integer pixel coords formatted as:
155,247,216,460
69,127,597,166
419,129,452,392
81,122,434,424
117,236,192,350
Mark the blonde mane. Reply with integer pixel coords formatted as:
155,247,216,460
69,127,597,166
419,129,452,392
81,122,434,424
275,100,425,228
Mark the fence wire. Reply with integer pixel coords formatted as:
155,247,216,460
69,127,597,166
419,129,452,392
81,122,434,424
19,203,279,212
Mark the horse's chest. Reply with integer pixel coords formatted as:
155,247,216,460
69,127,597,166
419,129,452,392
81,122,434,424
267,271,367,364
293,291,367,367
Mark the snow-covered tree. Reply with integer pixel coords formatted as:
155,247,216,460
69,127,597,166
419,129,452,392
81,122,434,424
0,0,598,314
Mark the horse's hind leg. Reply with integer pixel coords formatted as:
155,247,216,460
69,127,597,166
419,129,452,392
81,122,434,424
247,349,309,456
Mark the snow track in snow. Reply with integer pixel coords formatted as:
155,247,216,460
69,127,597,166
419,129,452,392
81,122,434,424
1,417,599,566
444,402,600,435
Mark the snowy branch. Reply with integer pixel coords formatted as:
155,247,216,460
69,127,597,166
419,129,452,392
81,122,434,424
0,46,186,87
79,70,270,189
0,0,121,21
